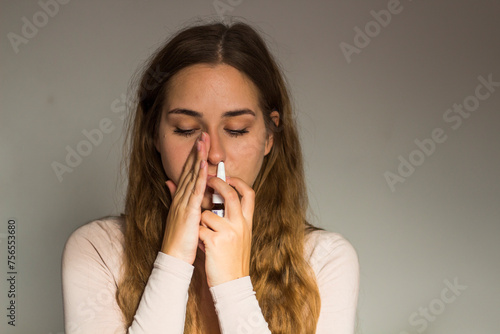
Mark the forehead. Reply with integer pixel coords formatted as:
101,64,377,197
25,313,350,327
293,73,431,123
164,63,262,117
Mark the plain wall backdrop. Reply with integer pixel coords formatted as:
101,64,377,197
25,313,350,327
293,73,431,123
1,0,499,333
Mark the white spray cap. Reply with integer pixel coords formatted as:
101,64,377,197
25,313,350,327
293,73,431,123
212,162,226,204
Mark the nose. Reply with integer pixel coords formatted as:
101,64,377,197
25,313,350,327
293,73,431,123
207,130,225,166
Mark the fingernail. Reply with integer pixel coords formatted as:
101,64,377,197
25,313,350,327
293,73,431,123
201,132,206,142
200,160,206,168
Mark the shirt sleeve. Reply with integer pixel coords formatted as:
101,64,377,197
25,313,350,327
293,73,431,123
208,233,359,334
61,221,194,334
210,276,271,333
62,221,358,334
312,233,360,334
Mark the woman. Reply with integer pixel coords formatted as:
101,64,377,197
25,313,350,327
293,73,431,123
62,21,359,333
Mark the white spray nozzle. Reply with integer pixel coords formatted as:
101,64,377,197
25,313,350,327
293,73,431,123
212,162,226,204
216,161,226,181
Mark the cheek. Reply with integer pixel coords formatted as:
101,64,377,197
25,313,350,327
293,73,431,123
159,140,192,184
228,136,267,184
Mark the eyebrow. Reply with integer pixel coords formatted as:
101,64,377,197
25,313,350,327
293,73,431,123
167,108,256,118
167,108,202,118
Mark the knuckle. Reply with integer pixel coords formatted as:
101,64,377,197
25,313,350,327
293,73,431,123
225,190,239,202
225,229,238,241
192,186,202,196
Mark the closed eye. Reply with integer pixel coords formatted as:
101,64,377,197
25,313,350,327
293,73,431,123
225,128,249,137
174,127,199,137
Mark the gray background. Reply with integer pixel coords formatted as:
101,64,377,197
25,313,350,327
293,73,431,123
1,0,499,333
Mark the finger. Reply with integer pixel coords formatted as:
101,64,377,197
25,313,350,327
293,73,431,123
207,177,243,220
201,131,210,159
185,157,208,210
200,210,225,232
199,219,218,246
178,134,209,209
176,137,202,195
226,177,255,224
179,131,208,193
199,132,209,165
176,132,208,200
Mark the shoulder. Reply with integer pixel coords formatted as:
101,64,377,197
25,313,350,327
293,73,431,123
64,215,125,253
304,229,359,280
304,229,359,318
62,216,126,281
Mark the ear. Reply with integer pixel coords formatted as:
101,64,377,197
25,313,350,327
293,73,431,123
264,110,280,156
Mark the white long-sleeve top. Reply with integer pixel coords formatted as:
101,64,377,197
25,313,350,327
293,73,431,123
62,216,359,333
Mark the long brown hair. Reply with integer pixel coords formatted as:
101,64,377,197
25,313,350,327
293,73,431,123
117,21,323,333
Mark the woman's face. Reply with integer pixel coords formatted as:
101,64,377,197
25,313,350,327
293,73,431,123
155,64,276,209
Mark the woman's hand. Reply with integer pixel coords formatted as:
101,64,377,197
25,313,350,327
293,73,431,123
198,176,255,288
161,132,209,265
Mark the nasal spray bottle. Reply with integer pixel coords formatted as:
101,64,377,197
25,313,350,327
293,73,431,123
211,162,225,217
